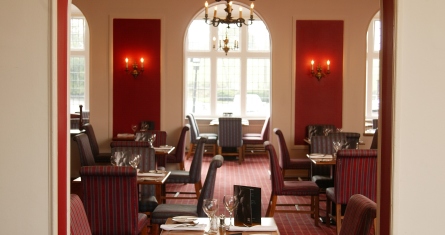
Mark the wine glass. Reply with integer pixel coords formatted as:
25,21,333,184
202,199,219,234
128,154,140,170
131,124,138,133
111,152,123,166
332,141,343,157
148,133,156,147
223,195,239,228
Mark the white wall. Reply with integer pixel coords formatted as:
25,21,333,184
0,0,55,234
393,0,445,234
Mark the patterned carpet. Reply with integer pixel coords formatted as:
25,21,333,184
164,153,337,235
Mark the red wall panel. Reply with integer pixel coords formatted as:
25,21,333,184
113,19,161,136
294,20,344,145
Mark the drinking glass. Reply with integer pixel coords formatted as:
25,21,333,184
128,154,140,170
332,141,342,157
131,124,138,133
111,152,123,166
148,133,156,148
223,195,239,228
202,199,219,234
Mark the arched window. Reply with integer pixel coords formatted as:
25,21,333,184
365,11,380,121
70,4,89,113
184,2,271,118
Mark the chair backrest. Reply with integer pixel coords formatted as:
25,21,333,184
110,141,157,201
189,137,207,183
186,113,200,143
218,117,243,147
264,141,285,194
70,194,92,235
82,123,100,158
334,149,378,204
339,194,377,235
260,116,270,141
306,124,336,140
167,124,190,163
134,130,167,147
73,133,96,167
329,132,361,149
274,128,291,169
80,166,140,235
310,135,346,176
196,155,224,217
370,128,378,149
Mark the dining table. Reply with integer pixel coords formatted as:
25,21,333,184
137,170,171,203
306,153,336,178
160,217,280,235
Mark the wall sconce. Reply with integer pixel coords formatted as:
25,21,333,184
125,58,144,78
310,60,330,81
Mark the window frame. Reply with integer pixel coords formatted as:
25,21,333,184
365,12,380,121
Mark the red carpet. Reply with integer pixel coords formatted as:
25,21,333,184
165,154,337,235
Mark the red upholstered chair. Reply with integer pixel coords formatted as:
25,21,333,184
70,194,92,235
151,155,224,235
159,124,189,170
242,117,270,156
218,117,244,163
339,194,376,235
264,141,320,226
274,128,311,179
326,149,377,234
186,113,218,159
83,123,111,163
80,166,149,235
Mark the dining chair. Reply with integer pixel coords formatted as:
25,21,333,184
310,135,347,191
218,117,244,163
163,137,207,201
274,128,311,179
326,149,377,234
70,194,92,235
110,141,158,223
151,155,224,235
242,116,270,156
158,124,189,170
370,128,378,149
80,166,149,235
73,133,97,167
83,123,111,163
186,113,218,159
339,194,376,235
264,141,320,226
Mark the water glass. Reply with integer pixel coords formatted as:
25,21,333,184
202,199,219,234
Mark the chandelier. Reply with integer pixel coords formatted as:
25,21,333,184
204,0,255,55
204,0,255,28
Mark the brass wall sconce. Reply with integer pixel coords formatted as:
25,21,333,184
125,58,144,78
311,60,330,81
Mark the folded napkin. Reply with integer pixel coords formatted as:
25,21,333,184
227,225,278,232
307,153,333,159
160,224,206,231
117,133,135,138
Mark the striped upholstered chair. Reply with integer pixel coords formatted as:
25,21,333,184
73,133,97,167
274,128,311,179
161,124,189,170
80,166,149,235
83,123,111,163
218,117,244,163
186,113,218,159
163,137,207,201
242,116,270,156
326,149,377,234
151,155,224,235
264,141,320,226
70,194,92,235
339,194,376,235
110,141,158,217
370,128,378,149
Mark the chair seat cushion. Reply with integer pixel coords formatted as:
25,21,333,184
151,204,197,224
139,196,158,213
166,170,192,183
200,133,218,137
312,175,334,189
242,136,264,145
326,187,335,202
195,136,217,144
278,181,319,196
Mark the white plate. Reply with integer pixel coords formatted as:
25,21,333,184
172,216,198,223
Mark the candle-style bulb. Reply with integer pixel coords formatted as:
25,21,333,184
250,3,254,16
327,60,330,70
214,6,217,18
311,60,314,70
205,1,208,15
141,58,144,69
239,7,242,18
125,58,128,69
